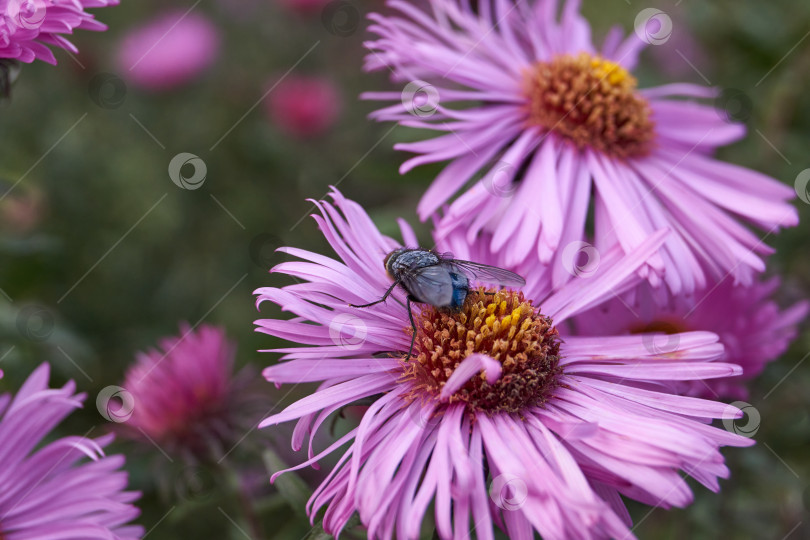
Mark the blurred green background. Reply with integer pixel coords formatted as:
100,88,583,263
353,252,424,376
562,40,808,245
0,0,809,538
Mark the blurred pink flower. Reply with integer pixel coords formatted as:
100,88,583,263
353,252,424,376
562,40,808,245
116,10,219,91
570,276,809,400
120,324,255,458
255,188,752,539
0,0,118,64
0,363,142,539
266,74,340,138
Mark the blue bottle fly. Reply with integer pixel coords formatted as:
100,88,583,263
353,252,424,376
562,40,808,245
350,248,526,359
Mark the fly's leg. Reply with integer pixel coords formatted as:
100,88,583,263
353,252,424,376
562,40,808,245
405,295,418,361
349,281,398,308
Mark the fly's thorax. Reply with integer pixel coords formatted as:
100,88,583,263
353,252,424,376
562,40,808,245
401,288,562,415
385,248,440,279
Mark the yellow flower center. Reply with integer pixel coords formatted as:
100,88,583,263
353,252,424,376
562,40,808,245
523,52,655,159
402,288,561,415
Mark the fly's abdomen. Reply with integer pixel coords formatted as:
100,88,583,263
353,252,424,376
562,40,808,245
448,272,469,310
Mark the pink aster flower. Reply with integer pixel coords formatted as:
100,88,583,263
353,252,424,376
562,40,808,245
255,188,753,539
569,275,809,401
265,74,341,139
116,10,219,91
0,0,118,64
362,0,798,294
119,324,257,459
0,362,142,539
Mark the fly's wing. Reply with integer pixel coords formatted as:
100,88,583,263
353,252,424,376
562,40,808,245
399,264,455,306
449,260,526,288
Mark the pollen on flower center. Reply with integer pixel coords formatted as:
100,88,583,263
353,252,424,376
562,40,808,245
522,52,655,159
401,288,562,415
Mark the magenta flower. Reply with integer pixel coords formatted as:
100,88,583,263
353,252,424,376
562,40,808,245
120,324,253,458
0,363,142,539
0,0,118,64
363,0,798,294
255,189,753,539
265,74,341,139
116,10,219,91
570,275,808,400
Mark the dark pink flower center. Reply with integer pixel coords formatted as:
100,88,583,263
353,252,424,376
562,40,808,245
401,289,562,415
522,52,655,159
